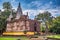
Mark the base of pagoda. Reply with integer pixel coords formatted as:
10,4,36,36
3,32,35,36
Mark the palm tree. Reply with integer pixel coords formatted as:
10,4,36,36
36,11,52,34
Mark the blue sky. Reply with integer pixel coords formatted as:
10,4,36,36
0,0,60,19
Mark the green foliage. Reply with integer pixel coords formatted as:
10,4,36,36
0,10,11,30
36,11,52,21
3,2,12,10
0,2,12,31
50,16,60,34
41,26,45,32
36,11,52,33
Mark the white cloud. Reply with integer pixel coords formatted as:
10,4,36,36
11,0,15,3
24,1,60,19
23,9,60,19
1,9,4,11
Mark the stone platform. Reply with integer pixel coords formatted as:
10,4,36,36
3,32,34,36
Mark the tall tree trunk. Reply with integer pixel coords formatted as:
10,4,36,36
45,22,49,34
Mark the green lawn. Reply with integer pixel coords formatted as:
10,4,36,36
0,36,29,40
47,35,60,39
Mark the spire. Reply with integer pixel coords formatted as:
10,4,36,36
0,10,1,15
15,2,23,19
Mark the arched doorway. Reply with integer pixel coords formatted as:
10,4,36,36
34,23,37,32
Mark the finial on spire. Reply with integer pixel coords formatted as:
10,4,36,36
34,16,37,20
18,2,20,7
26,12,29,19
27,12,28,16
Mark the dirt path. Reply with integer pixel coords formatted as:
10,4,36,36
30,36,47,40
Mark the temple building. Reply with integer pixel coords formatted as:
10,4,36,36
3,3,40,35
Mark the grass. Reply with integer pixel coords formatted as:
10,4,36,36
0,37,17,40
0,36,29,40
47,35,60,39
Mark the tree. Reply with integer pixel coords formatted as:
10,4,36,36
0,2,12,34
35,11,52,34
3,2,12,11
50,16,60,34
